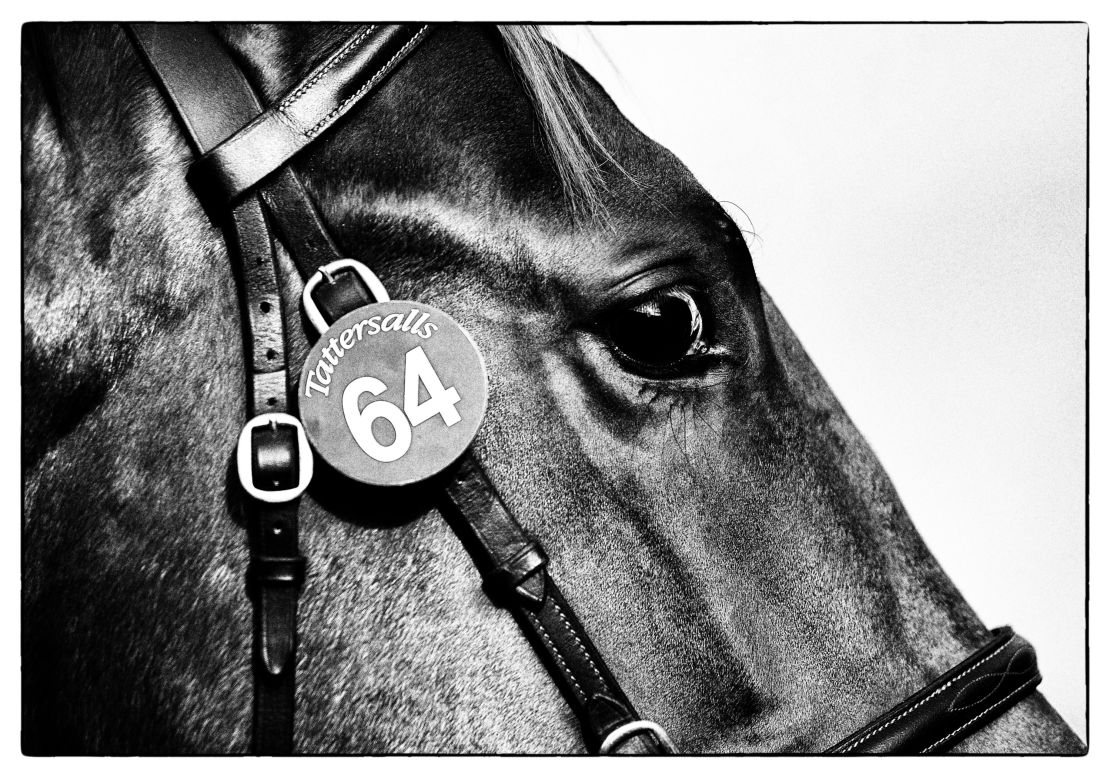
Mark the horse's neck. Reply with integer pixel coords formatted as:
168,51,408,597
23,25,224,462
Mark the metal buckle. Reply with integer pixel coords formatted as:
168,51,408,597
302,258,390,335
236,413,313,503
598,719,678,755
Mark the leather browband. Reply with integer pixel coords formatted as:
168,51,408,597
828,627,1041,754
192,23,431,204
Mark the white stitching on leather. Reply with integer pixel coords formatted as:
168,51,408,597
550,599,606,686
302,25,429,139
527,612,585,699
947,648,1034,713
920,675,1040,753
836,634,1016,752
279,25,377,112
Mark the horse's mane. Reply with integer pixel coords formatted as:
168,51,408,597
496,26,614,216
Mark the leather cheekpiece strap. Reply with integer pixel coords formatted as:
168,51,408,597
247,500,305,754
193,23,431,204
129,23,307,755
828,627,1042,754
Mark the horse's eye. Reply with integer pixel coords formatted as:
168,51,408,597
603,287,711,371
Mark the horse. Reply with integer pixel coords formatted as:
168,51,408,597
20,22,1085,754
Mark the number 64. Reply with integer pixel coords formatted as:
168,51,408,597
342,346,462,463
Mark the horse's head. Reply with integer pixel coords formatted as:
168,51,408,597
21,23,1082,753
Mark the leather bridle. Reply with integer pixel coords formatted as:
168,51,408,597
127,23,1042,755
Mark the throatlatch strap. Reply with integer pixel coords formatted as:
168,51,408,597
128,23,306,754
828,627,1041,754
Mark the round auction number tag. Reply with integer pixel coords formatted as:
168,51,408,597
298,301,488,486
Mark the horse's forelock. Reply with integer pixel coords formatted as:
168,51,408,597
496,25,618,217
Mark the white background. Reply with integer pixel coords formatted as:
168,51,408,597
548,24,1087,739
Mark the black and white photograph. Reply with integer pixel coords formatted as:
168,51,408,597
16,2,1095,761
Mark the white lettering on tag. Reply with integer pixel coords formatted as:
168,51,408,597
341,345,462,462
